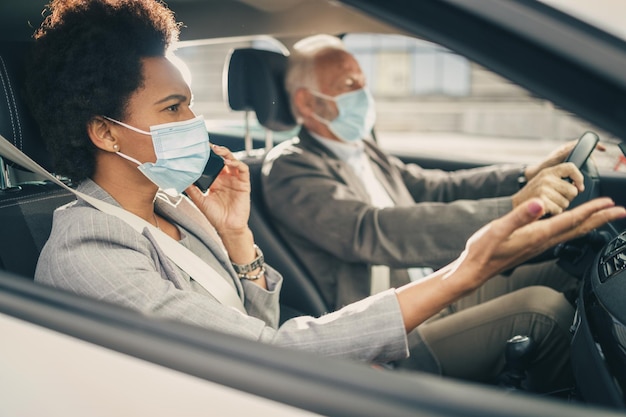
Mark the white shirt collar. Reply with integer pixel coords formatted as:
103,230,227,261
309,132,365,173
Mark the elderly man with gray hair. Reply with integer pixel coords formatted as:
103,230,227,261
262,34,590,390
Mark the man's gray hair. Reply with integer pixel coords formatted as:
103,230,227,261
285,34,345,120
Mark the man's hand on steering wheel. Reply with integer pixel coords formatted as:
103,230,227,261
512,162,583,215
508,132,609,271
523,139,605,181
513,133,605,216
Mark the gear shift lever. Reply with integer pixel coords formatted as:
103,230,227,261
497,335,536,391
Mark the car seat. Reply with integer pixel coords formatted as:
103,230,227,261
224,47,329,317
0,42,76,278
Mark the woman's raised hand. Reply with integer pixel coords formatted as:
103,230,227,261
396,197,626,332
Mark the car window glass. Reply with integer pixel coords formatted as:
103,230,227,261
341,33,624,172
176,33,625,173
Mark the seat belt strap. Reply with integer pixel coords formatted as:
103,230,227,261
0,134,246,313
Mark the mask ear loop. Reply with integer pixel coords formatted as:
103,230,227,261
308,90,336,126
311,112,333,126
115,151,143,166
309,89,337,102
102,115,151,135
102,115,152,166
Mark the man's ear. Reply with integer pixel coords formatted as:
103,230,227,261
293,88,314,118
87,116,119,152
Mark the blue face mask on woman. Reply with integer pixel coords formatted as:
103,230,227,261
103,115,211,196
310,87,376,142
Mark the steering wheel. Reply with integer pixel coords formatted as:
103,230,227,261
521,132,606,274
564,131,601,210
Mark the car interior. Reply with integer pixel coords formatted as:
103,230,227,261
1,32,625,405
180,37,626,408
2,0,626,415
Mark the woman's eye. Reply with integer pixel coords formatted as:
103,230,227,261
166,104,180,112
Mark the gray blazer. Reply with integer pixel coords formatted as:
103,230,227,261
262,129,521,309
34,179,409,364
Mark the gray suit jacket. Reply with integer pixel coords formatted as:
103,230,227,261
34,179,409,364
262,129,521,309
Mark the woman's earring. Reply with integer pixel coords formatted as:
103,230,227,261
113,144,119,151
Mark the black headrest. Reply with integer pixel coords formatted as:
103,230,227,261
0,42,55,172
225,48,297,132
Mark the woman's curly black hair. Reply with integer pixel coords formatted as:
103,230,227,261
24,0,180,181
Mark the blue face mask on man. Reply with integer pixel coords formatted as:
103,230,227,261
103,115,211,196
310,87,376,142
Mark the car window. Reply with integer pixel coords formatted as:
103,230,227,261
341,33,624,171
176,33,626,172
